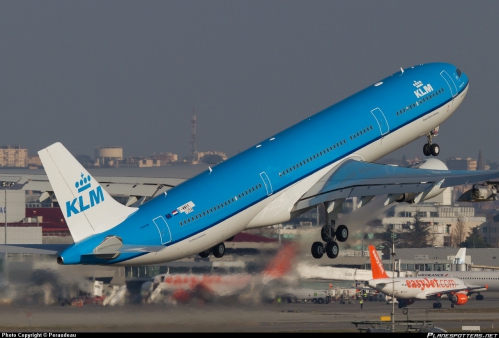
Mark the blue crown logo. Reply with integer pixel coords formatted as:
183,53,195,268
75,173,92,193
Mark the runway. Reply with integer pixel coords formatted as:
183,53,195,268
1,293,499,332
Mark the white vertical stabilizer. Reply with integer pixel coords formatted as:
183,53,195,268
454,247,466,265
38,142,137,242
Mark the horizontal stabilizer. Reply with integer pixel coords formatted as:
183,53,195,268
81,244,165,260
0,244,70,255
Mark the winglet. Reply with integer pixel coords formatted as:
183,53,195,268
369,245,389,279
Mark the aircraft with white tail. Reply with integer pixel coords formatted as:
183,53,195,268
5,62,499,267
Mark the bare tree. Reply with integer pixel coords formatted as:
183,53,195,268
451,216,467,248
401,210,431,248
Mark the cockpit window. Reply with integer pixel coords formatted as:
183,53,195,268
456,68,462,77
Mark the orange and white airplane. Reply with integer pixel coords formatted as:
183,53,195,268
141,242,298,304
366,245,487,309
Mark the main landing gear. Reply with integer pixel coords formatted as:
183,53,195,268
198,242,226,258
423,127,440,157
311,221,349,259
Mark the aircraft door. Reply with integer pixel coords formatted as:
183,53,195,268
153,216,172,244
440,70,458,97
370,107,389,136
260,172,273,196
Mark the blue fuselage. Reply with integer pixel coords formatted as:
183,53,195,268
60,63,469,265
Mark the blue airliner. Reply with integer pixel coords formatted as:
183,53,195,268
36,62,499,266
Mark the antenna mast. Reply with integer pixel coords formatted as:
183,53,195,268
190,108,198,163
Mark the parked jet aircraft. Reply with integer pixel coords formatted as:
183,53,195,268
140,242,298,304
417,248,496,300
367,245,487,309
5,62,499,266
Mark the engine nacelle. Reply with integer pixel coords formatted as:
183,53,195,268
398,158,448,203
405,298,415,306
398,298,415,307
450,293,468,305
458,183,499,202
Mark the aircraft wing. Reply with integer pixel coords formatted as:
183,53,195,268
0,172,188,205
423,284,488,299
293,159,499,212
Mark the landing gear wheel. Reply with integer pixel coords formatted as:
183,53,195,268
423,143,431,156
402,308,408,315
451,303,455,308
321,225,334,242
336,225,348,242
476,294,484,301
311,242,324,259
325,241,339,259
318,298,324,304
430,143,440,156
212,242,225,258
432,303,437,309
199,250,210,258
437,302,442,309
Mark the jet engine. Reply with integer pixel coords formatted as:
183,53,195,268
405,298,415,306
398,298,415,307
396,158,449,203
450,293,468,305
458,182,499,202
